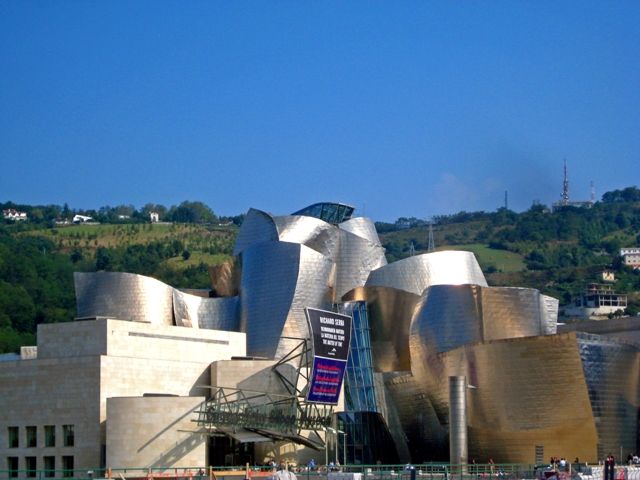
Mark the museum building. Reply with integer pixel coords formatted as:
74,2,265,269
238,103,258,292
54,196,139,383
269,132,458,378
2,202,640,475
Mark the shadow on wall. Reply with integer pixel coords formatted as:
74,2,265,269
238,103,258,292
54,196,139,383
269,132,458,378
189,366,212,397
149,432,205,469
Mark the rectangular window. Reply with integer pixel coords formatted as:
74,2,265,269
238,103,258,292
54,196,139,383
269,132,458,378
63,425,74,447
7,457,19,478
26,426,37,447
44,456,55,478
45,425,56,447
62,456,74,478
25,456,37,478
8,426,19,448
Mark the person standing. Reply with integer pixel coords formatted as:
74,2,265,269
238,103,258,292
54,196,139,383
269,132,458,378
274,463,297,480
605,454,615,480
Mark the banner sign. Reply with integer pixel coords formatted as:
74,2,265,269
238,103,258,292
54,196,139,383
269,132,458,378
305,307,352,404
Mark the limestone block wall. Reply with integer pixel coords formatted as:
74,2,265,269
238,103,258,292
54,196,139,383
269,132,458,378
39,319,246,363
38,320,108,359
106,397,206,469
0,356,102,471
1,319,248,472
102,319,246,363
211,359,288,395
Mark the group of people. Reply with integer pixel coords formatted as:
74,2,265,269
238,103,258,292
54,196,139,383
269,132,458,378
548,457,575,472
626,453,640,465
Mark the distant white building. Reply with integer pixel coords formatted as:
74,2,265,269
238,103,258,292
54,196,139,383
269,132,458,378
564,283,628,319
72,214,93,223
620,248,640,269
3,209,27,221
149,211,160,223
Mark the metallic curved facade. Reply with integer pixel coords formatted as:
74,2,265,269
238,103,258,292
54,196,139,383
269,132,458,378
410,284,557,357
233,208,279,255
446,334,598,463
343,286,421,372
75,272,240,331
173,290,239,331
74,271,174,325
339,217,382,245
365,250,487,296
239,241,334,358
333,231,387,301
274,215,338,252
577,333,640,457
228,204,387,358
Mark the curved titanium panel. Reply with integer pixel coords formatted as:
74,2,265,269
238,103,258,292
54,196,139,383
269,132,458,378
383,371,449,461
273,215,338,256
239,241,333,359
265,214,386,302
173,290,240,331
480,287,558,340
577,333,640,457
233,208,278,255
366,251,487,295
74,271,174,325
343,286,421,372
333,231,387,302
410,285,483,356
541,294,559,334
410,285,557,358
407,334,598,463
339,217,382,245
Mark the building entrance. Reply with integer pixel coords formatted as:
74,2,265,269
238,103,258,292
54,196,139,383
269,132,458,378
208,435,255,467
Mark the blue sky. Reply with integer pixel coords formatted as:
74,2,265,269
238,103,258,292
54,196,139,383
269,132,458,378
1,2,638,222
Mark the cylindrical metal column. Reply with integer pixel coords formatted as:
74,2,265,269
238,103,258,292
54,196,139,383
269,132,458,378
449,375,468,466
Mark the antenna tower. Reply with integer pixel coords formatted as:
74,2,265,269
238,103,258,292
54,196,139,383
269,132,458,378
561,159,570,205
427,221,435,252
590,181,595,203
504,190,508,210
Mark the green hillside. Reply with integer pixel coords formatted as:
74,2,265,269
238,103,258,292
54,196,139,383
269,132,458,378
435,244,526,273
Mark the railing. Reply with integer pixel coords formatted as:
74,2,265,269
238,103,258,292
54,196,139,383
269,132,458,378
2,464,637,480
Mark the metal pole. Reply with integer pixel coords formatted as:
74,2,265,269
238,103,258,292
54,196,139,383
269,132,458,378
343,433,347,467
449,376,468,468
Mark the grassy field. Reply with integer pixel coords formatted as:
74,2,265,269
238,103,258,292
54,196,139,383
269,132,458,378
162,252,231,269
29,223,237,251
437,243,527,273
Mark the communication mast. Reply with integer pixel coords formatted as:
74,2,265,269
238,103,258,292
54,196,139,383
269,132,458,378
561,158,570,205
590,181,596,203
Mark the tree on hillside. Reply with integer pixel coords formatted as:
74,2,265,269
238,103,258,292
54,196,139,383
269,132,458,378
602,187,640,203
168,201,216,224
